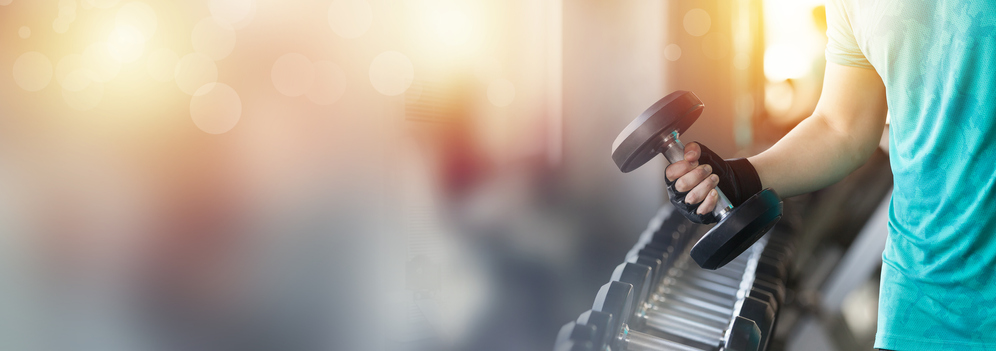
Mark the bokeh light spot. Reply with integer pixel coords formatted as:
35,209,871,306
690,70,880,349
81,42,121,83
271,53,315,97
228,0,256,29
307,60,347,105
664,44,682,61
369,51,414,96
0,0,12,6
13,52,53,92
683,8,711,37
18,26,30,39
209,0,253,25
487,78,515,107
328,0,372,39
115,2,158,41
174,53,218,95
56,54,92,92
190,83,241,134
192,17,236,61
53,0,77,34
62,82,104,111
107,25,146,63
59,0,77,12
63,70,92,92
146,48,178,82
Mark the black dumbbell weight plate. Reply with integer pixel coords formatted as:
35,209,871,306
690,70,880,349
611,90,704,173
576,310,614,349
690,188,783,270
591,281,634,335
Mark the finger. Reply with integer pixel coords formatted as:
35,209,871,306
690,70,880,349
685,174,720,205
697,188,720,215
675,164,712,193
684,142,701,165
665,160,696,182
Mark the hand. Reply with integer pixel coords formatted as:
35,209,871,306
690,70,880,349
666,142,721,221
664,142,763,224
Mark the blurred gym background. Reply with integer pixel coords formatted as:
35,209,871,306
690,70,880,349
0,0,888,350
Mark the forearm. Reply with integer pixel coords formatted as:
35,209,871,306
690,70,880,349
748,111,885,198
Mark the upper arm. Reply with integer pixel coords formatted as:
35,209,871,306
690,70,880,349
812,62,888,152
825,0,873,69
818,0,887,149
820,0,886,141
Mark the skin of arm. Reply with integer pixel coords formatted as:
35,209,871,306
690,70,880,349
666,62,889,214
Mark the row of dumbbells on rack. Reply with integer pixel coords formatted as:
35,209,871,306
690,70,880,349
555,207,795,351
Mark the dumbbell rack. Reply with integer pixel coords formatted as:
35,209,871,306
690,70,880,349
556,206,795,351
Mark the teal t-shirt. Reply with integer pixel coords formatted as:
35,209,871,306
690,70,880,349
826,1,996,349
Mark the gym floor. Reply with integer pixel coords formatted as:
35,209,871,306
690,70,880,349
0,1,883,350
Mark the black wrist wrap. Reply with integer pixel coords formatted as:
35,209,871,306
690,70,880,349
725,157,762,206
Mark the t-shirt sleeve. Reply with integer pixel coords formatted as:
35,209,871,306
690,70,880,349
825,0,873,69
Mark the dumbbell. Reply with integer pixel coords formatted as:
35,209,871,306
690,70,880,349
632,248,756,316
648,287,774,338
644,221,695,252
629,249,746,317
590,281,766,351
726,316,763,351
628,226,783,312
619,252,780,349
614,261,729,334
610,262,771,350
667,248,783,308
626,255,664,293
654,275,777,350
584,282,714,351
629,233,729,279
556,321,597,348
680,256,778,350
737,296,776,351
628,245,676,273
576,310,614,348
661,246,784,317
655,273,762,321
569,309,712,351
647,246,754,294
637,207,694,247
625,235,683,293
611,90,783,269
661,260,750,299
